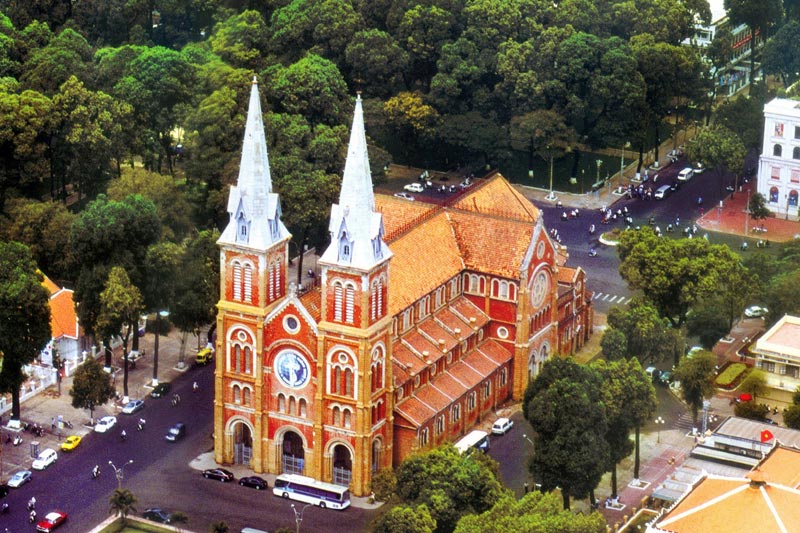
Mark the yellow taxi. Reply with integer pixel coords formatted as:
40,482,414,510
60,435,81,451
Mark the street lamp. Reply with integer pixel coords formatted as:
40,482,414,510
108,459,134,489
152,310,169,387
655,417,665,443
619,142,630,187
595,159,603,194
522,433,534,447
291,503,312,533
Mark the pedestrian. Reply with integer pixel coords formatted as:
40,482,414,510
51,417,56,430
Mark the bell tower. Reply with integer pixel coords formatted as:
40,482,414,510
315,95,394,495
215,78,291,467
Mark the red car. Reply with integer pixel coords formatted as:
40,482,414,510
37,511,68,532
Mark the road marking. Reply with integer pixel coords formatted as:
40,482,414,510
592,293,631,305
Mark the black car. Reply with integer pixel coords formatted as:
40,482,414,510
203,468,235,482
239,476,268,490
143,508,171,523
0,482,8,498
669,181,681,191
165,422,186,442
150,382,171,399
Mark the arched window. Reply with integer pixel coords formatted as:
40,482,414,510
332,406,341,425
790,190,799,207
345,368,354,396
500,368,508,387
770,186,780,203
436,415,445,435
371,346,385,392
243,263,253,302
329,350,357,399
278,393,286,412
451,404,461,423
234,345,242,372
333,281,344,322
467,391,476,411
420,428,429,447
232,261,242,301
243,346,252,374
343,408,352,428
243,388,251,405
345,285,355,324
299,398,307,417
774,144,783,157
289,396,296,415
233,385,241,403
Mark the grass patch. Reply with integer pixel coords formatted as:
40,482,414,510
716,363,748,388
97,518,176,533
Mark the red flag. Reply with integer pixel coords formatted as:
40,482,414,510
761,429,774,443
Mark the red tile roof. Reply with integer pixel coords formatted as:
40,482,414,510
41,274,79,340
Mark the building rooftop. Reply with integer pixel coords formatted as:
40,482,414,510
754,314,800,359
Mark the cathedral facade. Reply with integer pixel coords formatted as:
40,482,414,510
213,80,593,497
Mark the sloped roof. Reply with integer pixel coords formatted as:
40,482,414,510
450,172,539,222
41,273,79,341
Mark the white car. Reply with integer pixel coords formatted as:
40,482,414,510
491,417,514,435
8,469,32,487
94,415,117,433
121,399,145,414
677,167,694,181
744,305,768,318
403,183,424,193
32,448,57,470
393,192,415,201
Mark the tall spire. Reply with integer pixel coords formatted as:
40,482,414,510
321,94,391,270
218,77,288,249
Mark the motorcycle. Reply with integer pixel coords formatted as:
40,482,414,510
13,435,23,446
92,466,101,479
1,502,9,514
120,430,127,442
29,510,37,523
588,248,597,257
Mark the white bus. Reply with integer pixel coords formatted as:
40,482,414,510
272,474,351,510
454,430,490,454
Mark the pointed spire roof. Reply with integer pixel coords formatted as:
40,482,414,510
321,94,391,270
218,77,289,249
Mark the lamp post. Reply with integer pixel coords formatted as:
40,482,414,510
619,142,630,187
595,159,602,193
545,149,557,202
655,417,665,443
291,503,312,533
108,459,134,490
152,310,169,387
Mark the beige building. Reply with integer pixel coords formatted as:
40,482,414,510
752,315,800,392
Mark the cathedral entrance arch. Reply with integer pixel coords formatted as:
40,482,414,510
332,443,353,487
231,419,253,465
281,430,305,474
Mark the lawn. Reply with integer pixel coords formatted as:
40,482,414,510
94,517,189,533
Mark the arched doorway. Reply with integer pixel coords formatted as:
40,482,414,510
332,444,352,487
371,439,382,474
232,420,253,465
281,431,305,474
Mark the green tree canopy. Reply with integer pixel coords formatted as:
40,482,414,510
454,490,606,533
70,356,115,422
374,504,436,533
674,350,717,422
0,240,51,420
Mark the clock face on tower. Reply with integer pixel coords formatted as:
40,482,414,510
529,271,550,308
275,350,310,388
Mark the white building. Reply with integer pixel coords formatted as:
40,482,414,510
684,0,760,97
757,99,800,220
752,314,800,388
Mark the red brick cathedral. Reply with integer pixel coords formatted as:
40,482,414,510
213,79,593,496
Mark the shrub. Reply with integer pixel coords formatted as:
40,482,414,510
715,363,747,388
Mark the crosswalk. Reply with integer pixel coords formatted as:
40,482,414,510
591,292,632,305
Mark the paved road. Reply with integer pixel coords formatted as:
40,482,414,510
2,363,375,533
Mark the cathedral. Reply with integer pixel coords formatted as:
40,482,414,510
213,79,593,497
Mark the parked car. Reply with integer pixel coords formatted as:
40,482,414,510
36,511,68,532
150,382,171,399
94,416,117,433
645,366,661,382
404,183,424,193
239,476,269,490
659,370,674,386
203,468,235,482
165,422,186,442
142,508,172,523
32,449,58,470
744,305,768,318
393,192,415,201
60,435,81,451
693,162,706,174
491,417,514,435
677,167,694,181
122,399,145,414
8,470,32,487
669,181,681,191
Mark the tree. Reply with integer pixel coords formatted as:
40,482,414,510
345,29,409,97
714,93,767,150
0,241,52,422
374,504,436,533
784,404,800,429
210,10,270,70
618,228,748,328
623,358,659,480
605,298,684,367
765,269,800,324
383,92,441,159
394,445,505,533
0,198,75,281
454,491,606,533
600,328,627,361
70,356,115,423
725,0,784,87
739,369,768,402
109,488,137,520
369,468,397,502
686,304,732,348
760,21,800,85
209,522,230,533
684,124,746,192
523,358,608,510
749,192,772,220
19,28,93,95
674,351,717,422
396,4,457,85
734,400,771,420
96,266,143,396
509,109,577,194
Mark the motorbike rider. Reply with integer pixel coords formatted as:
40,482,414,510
92,464,100,478
120,429,127,441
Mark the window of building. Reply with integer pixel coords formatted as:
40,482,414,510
278,393,286,413
371,346,385,392
500,368,508,387
772,166,782,181
243,387,251,405
232,261,242,301
792,169,800,183
436,415,445,435
790,190,799,207
775,122,785,137
483,380,491,399
344,285,355,324
402,309,412,331
451,404,461,423
794,147,800,160
233,385,241,403
420,428,429,447
289,396,296,415
299,398,307,417
269,260,281,300
467,391,476,411
329,351,357,399
370,277,386,321
497,326,509,339
343,408,352,428
333,281,343,322
332,406,341,425
774,144,783,157
435,287,445,308
418,296,430,319
449,277,461,298
770,186,780,203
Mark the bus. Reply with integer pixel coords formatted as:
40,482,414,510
454,430,490,454
272,474,351,510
